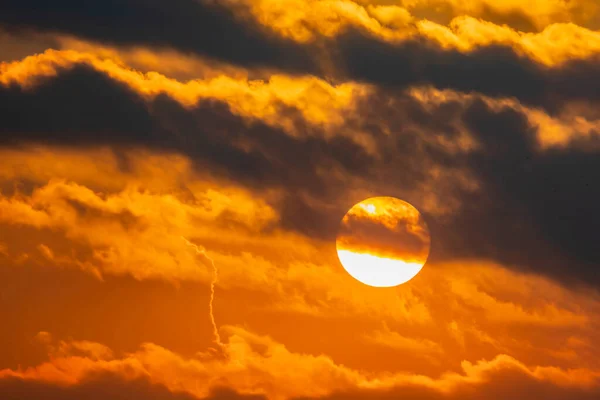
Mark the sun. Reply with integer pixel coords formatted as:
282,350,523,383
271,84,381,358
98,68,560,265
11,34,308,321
336,197,430,287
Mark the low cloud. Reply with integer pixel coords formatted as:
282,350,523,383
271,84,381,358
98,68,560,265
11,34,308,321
2,328,599,400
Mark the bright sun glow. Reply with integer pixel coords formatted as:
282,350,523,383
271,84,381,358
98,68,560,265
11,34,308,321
336,249,424,287
361,203,376,214
336,197,430,287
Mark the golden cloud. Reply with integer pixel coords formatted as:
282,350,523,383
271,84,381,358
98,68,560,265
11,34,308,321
226,0,600,66
0,144,599,399
2,326,599,400
0,48,370,142
3,46,598,160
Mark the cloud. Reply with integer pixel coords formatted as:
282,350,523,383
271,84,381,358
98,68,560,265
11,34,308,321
0,375,265,400
0,28,60,62
364,323,443,356
0,48,367,136
0,60,372,196
332,30,600,113
1,48,600,287
337,197,430,262
0,0,315,72
1,153,599,384
2,146,596,338
239,0,600,36
0,176,283,283
0,64,155,145
1,156,596,330
4,0,600,114
0,167,433,324
1,328,599,400
438,99,600,283
232,0,600,64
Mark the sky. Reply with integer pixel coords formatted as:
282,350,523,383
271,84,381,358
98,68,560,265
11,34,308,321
0,1,600,399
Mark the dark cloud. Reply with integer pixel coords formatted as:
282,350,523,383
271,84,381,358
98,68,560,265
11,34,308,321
148,93,374,195
0,376,266,400
0,29,60,62
431,99,600,284
0,63,374,202
0,66,155,144
335,33,547,107
329,30,600,114
338,209,430,261
0,0,315,72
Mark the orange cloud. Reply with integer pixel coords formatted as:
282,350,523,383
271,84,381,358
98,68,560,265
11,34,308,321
0,146,597,331
225,0,600,67
364,322,443,356
2,328,599,400
4,46,597,160
0,146,599,380
0,49,370,143
408,86,600,149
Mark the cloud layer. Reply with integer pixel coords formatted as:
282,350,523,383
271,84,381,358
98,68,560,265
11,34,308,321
1,2,600,399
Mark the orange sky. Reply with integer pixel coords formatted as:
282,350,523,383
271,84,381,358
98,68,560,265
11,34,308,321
1,1,600,399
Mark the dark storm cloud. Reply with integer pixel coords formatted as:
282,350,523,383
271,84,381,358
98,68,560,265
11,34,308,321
0,376,266,400
0,0,315,72
0,66,155,144
333,30,600,113
437,99,600,283
149,94,373,194
0,63,373,195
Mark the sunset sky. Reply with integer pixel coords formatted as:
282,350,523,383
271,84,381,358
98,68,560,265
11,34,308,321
1,1,600,399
